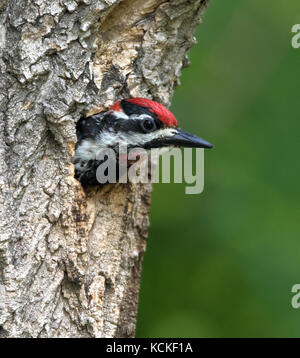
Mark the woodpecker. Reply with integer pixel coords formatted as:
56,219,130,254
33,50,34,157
73,98,213,185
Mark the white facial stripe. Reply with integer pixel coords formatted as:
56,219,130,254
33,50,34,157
130,114,152,121
110,110,128,120
132,127,177,145
100,127,178,148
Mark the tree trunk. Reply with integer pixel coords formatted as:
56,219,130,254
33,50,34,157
0,0,210,338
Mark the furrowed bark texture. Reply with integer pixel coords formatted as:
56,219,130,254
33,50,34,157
0,0,209,337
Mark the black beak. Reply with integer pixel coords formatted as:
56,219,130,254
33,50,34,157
167,129,213,148
144,128,213,149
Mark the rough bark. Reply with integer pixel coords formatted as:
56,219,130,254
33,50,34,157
0,0,210,338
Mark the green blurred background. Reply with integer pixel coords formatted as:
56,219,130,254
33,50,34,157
136,0,300,338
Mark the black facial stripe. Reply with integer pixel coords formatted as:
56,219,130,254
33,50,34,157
121,99,163,129
92,112,142,133
103,112,162,134
115,118,143,132
109,117,158,134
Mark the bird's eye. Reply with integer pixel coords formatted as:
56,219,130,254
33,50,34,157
141,119,156,133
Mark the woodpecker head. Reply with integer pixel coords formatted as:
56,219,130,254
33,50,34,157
77,98,213,150
108,98,213,150
74,98,213,185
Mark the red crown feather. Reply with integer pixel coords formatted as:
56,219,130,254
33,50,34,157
110,98,178,127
